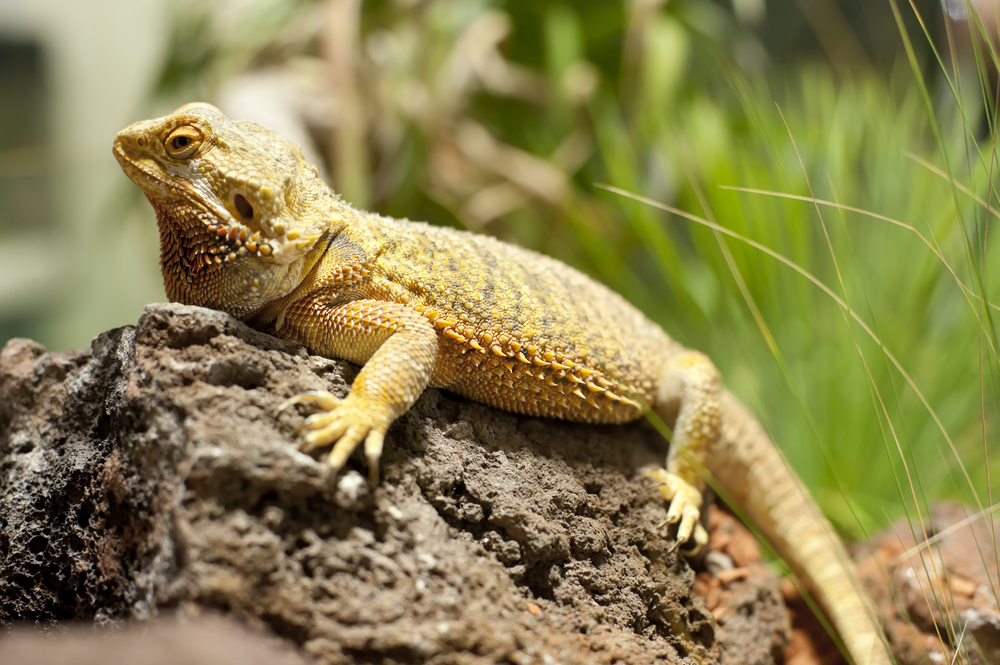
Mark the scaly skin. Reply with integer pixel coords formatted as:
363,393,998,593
114,103,890,665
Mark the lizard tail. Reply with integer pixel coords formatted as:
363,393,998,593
709,390,891,665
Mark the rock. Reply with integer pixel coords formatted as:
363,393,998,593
856,502,1000,665
694,506,796,665
0,303,791,663
780,577,845,665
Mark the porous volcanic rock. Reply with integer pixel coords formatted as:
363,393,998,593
0,303,790,664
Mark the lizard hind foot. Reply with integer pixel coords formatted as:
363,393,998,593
646,469,709,556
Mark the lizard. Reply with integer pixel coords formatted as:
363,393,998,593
113,102,890,665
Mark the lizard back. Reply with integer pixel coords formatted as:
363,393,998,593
334,217,678,424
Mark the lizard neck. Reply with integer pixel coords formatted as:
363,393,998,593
244,210,388,332
151,195,233,310
150,194,334,320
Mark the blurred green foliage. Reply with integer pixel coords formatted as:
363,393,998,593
124,0,1000,538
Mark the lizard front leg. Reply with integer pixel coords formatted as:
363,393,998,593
277,296,438,482
650,350,721,552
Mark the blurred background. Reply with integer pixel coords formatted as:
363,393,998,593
1,0,998,541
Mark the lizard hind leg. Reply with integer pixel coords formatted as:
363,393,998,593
650,350,722,553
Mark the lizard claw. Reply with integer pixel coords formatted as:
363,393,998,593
668,524,708,556
647,469,708,556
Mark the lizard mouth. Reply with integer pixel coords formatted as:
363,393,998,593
113,141,184,196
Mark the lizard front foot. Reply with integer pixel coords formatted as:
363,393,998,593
646,469,709,555
277,390,391,484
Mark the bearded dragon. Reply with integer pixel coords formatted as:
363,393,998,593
113,103,890,665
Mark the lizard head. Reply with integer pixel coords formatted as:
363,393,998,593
113,103,339,312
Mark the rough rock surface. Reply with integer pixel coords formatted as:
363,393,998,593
0,303,791,664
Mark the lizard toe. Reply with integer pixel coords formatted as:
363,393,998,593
670,524,709,556
300,418,349,451
276,390,341,416
326,424,367,471
364,430,385,485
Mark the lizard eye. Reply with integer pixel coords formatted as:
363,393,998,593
164,126,202,159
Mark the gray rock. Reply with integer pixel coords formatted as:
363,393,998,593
0,303,788,664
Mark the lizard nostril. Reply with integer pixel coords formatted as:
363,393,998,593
136,136,146,148
234,193,254,221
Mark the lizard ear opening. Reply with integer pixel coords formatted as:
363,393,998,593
234,194,254,221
